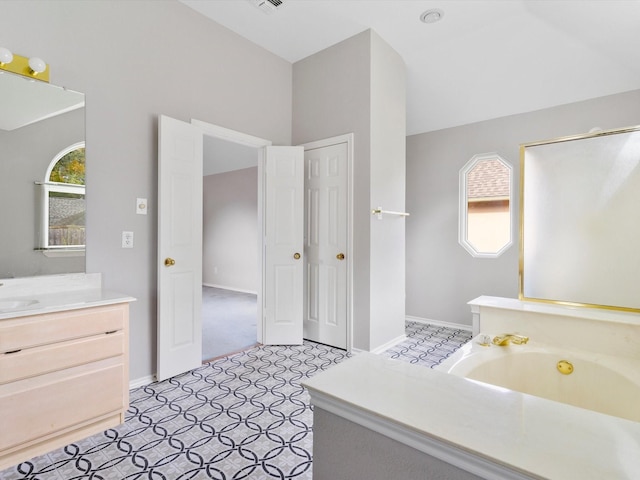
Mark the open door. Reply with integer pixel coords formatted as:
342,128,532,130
262,146,305,345
157,115,203,381
157,118,303,380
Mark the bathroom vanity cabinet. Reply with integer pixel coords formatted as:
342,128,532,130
0,302,130,470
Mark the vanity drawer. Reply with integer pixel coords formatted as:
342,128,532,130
0,360,126,451
0,331,125,385
0,304,127,352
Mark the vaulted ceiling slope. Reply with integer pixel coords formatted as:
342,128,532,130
180,0,640,136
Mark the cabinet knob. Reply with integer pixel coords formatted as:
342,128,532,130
164,257,176,266
336,253,345,260
293,253,301,260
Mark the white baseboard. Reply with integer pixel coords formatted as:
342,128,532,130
370,334,407,354
349,317,470,356
406,315,472,332
203,283,257,295
129,375,156,390
348,335,407,355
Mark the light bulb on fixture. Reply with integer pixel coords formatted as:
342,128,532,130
0,47,13,65
28,57,46,75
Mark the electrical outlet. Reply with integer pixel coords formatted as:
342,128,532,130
122,231,134,248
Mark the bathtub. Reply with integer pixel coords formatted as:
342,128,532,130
438,334,640,423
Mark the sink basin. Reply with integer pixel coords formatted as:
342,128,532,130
0,299,39,311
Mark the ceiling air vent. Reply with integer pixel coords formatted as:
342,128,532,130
251,0,285,15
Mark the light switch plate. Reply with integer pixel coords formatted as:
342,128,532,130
122,231,134,248
136,198,148,215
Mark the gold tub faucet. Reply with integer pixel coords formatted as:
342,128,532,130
492,334,529,346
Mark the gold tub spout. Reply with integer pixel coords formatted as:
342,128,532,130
492,334,529,346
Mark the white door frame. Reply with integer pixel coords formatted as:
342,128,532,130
299,133,354,352
188,121,354,351
191,119,271,343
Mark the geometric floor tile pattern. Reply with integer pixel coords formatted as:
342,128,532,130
380,321,472,368
0,322,471,480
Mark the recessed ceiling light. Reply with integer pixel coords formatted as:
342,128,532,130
420,8,444,24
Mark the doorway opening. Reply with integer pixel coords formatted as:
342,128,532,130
201,134,261,361
193,120,353,358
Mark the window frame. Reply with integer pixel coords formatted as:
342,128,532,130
37,142,86,256
458,152,513,258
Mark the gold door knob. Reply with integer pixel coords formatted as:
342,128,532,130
336,253,345,260
164,257,175,266
293,253,301,260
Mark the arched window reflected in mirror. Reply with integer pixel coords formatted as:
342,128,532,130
459,153,512,257
37,142,86,252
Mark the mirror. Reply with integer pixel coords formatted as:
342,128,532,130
459,153,513,257
0,71,85,279
520,126,640,312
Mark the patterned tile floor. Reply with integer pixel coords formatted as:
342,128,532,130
380,321,472,368
0,322,471,480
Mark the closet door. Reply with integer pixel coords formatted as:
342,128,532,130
304,141,348,349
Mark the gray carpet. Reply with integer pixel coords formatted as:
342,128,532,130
202,286,258,361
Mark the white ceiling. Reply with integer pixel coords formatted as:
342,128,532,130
181,0,640,136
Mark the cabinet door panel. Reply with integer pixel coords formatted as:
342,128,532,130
0,363,125,451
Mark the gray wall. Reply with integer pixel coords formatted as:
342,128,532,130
202,167,258,293
369,32,407,349
406,89,640,327
0,0,292,381
293,30,373,350
293,30,406,351
0,108,85,278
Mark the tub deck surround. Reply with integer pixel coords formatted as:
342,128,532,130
302,352,640,480
468,296,640,359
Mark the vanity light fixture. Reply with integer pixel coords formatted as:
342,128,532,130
0,48,49,82
420,8,444,24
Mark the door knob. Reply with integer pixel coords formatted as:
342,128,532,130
293,253,301,260
164,257,176,266
336,253,345,260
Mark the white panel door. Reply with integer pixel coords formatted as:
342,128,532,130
263,146,305,345
157,115,203,381
304,142,348,349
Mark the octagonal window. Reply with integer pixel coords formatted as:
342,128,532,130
459,153,513,257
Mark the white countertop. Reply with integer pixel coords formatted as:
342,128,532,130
0,273,135,320
469,295,640,326
302,352,640,480
0,289,136,320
